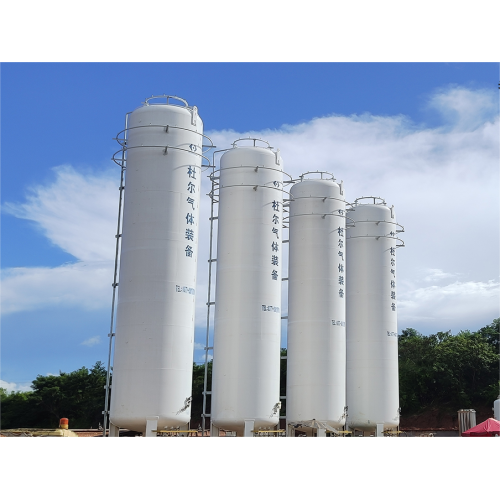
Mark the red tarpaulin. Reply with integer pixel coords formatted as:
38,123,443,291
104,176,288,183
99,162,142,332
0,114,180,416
461,418,500,437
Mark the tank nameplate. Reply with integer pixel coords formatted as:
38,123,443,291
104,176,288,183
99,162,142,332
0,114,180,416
262,305,280,313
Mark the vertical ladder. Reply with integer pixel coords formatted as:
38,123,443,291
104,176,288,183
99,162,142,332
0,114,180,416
102,113,129,437
201,164,220,435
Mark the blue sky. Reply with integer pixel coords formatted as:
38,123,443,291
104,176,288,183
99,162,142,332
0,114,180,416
1,62,499,392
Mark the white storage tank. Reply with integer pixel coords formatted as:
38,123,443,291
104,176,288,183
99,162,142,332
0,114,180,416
211,139,283,436
345,197,404,434
109,96,205,434
286,174,346,432
494,396,500,421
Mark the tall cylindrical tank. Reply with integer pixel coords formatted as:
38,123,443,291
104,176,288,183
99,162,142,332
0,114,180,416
493,397,500,421
286,174,346,431
346,197,404,433
211,139,283,435
110,96,204,434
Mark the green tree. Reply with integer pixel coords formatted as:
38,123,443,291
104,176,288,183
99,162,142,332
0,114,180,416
190,360,212,428
398,328,439,412
476,318,500,350
280,348,287,418
29,361,107,428
433,328,499,407
0,388,40,429
398,319,499,414
1,362,107,429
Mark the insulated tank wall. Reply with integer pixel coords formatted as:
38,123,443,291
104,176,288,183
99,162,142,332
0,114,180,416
286,177,346,429
109,99,203,433
494,397,500,421
346,198,402,432
211,142,283,434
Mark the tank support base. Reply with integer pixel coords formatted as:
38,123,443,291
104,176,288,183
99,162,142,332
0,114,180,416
145,417,159,437
244,419,255,437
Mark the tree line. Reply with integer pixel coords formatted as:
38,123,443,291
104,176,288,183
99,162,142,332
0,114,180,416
398,319,499,413
1,319,498,430
1,362,107,429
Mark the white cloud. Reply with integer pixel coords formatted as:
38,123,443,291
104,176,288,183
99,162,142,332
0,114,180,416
194,342,213,363
398,280,500,333
193,342,212,363
1,165,116,315
421,268,459,283
0,380,32,393
3,165,118,262
1,86,498,337
201,86,499,333
80,336,101,347
426,86,498,132
1,261,113,314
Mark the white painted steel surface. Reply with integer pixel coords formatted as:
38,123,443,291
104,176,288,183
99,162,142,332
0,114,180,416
494,397,500,421
110,99,203,433
211,143,283,435
346,198,401,432
458,409,476,435
287,178,346,430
